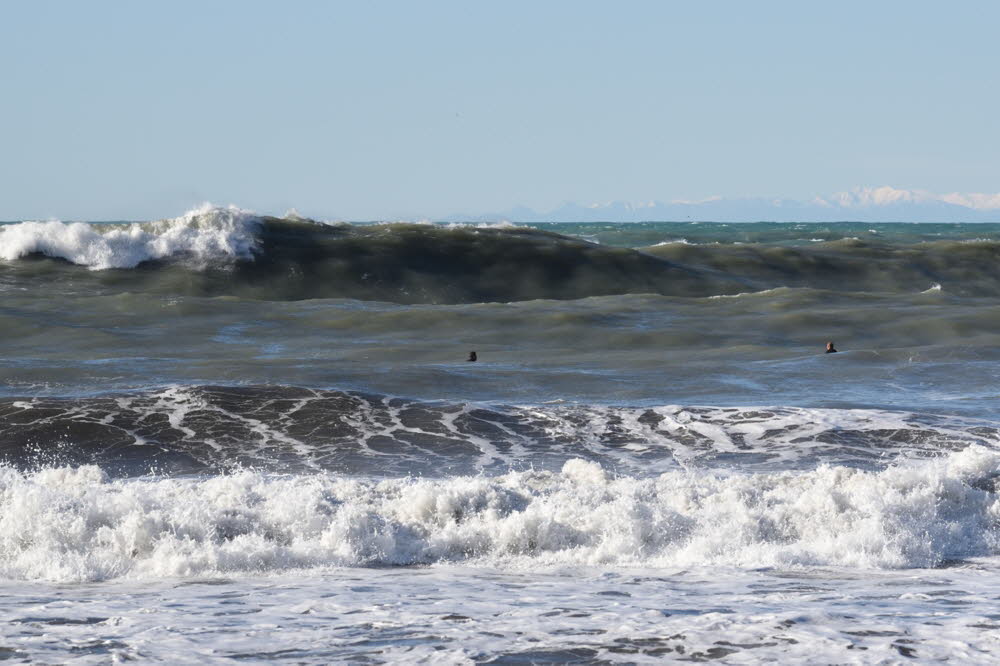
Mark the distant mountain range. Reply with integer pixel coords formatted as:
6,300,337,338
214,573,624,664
446,186,1000,223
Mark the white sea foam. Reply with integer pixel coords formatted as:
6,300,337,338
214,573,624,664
17,385,991,477
1,447,997,583
7,562,1000,663
0,204,259,269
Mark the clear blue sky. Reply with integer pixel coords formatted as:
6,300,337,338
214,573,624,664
2,1,998,220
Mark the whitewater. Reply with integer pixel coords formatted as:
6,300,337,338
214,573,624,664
3,206,1000,662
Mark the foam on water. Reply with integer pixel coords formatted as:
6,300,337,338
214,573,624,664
9,562,1000,663
0,204,259,269
2,447,997,583
7,387,1000,477
5,219,1000,661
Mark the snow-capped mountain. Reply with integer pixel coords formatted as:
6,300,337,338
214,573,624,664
449,186,1000,222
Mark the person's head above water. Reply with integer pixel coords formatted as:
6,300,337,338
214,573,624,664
825,341,837,353
467,351,477,362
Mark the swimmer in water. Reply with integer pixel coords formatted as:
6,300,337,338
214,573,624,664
467,351,477,362
825,341,838,353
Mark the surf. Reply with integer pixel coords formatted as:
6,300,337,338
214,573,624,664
2,446,997,582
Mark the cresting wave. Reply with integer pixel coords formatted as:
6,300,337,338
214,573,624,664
1,447,998,582
0,205,259,270
9,208,1000,302
0,206,737,302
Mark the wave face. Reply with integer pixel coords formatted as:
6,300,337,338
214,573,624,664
2,446,998,582
644,238,1000,296
4,386,1000,478
8,211,1000,302
0,208,742,303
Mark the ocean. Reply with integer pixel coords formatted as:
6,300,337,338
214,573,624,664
2,206,1000,663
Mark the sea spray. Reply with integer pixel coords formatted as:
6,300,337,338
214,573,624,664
0,204,259,269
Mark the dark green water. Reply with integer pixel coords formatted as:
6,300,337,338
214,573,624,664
2,211,1000,477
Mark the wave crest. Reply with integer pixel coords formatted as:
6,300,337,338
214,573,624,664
9,213,1000,301
0,204,259,269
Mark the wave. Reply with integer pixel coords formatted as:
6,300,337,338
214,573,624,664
6,208,1000,302
0,204,259,270
1,446,998,582
3,386,999,478
644,239,1000,297
0,207,742,303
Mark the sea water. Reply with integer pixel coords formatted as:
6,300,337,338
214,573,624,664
1,208,1000,662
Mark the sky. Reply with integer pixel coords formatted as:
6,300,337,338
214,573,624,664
2,0,999,220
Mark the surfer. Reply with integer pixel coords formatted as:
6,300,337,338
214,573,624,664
467,351,477,362
825,341,838,354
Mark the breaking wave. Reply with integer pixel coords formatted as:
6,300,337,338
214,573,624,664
6,207,1000,302
1,446,998,582
0,207,735,302
0,205,259,270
